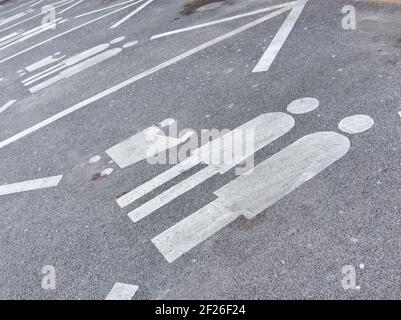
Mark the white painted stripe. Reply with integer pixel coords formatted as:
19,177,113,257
0,0,71,33
129,166,218,222
0,12,27,27
105,283,138,300
0,8,291,151
0,0,37,18
0,1,143,64
120,112,294,213
25,54,63,72
29,48,122,93
116,156,200,208
152,132,350,262
152,200,239,263
0,100,16,114
23,43,110,85
151,1,297,39
30,0,45,7
74,0,143,18
0,32,19,44
110,0,154,29
59,0,84,14
252,0,308,73
0,175,62,196
0,19,61,53
23,63,65,85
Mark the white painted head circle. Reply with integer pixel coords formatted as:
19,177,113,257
287,98,319,114
338,115,374,134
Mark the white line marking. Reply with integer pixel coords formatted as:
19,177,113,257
116,156,199,208
29,48,122,93
25,54,63,72
0,175,63,196
151,1,297,39
59,0,84,14
0,7,292,151
24,43,110,86
0,1,72,33
0,19,61,53
0,32,19,44
105,283,138,300
253,0,308,73
0,100,16,114
110,0,154,29
74,0,143,18
0,12,27,27
152,132,350,262
106,119,193,168
0,0,37,18
0,1,142,64
124,113,295,221
30,0,45,7
123,40,138,48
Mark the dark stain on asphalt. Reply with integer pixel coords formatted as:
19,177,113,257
91,173,102,181
180,0,233,16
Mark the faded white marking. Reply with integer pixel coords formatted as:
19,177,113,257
25,54,64,72
253,0,308,73
123,40,138,48
0,0,72,33
89,155,101,163
0,32,19,44
110,0,154,29
105,283,138,300
287,97,319,114
0,175,62,196
150,1,297,40
100,168,114,176
106,119,192,168
0,100,16,114
338,115,374,134
59,0,84,14
0,12,27,27
0,0,37,18
152,132,350,262
0,19,61,53
110,36,126,44
196,2,224,12
74,0,143,18
29,48,122,93
0,9,292,150
0,1,141,64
